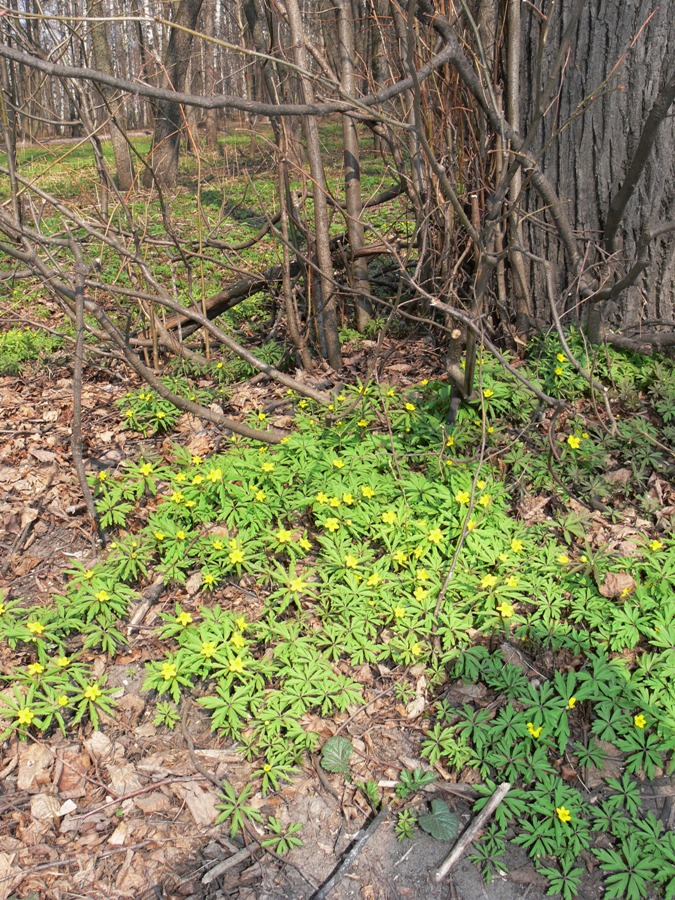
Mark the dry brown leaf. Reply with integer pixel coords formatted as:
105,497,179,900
598,571,636,599
17,743,53,793
170,781,219,826
0,852,22,900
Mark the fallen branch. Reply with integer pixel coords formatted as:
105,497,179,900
311,804,389,900
434,782,511,882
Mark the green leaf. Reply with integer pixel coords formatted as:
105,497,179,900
320,736,353,774
418,800,459,841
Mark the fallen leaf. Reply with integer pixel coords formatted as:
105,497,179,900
599,571,636,599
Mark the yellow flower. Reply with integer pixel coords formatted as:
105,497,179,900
161,663,177,681
342,493,355,505
382,510,397,525
345,555,359,569
57,695,69,707
154,531,166,542
229,657,246,674
556,806,572,823
207,468,223,482
57,656,70,667
511,539,524,553
94,589,110,603
84,569,95,580
230,632,246,649
191,455,202,465
650,540,664,552
234,617,247,632
177,612,193,627
255,490,266,502
405,402,416,412
139,463,153,476
555,367,564,376
446,436,455,447
212,539,224,550
324,518,340,532
527,722,542,738
84,684,102,702
481,574,498,589
393,550,406,564
316,492,329,504
487,426,494,434
27,662,44,677
567,435,581,450
176,530,186,541
455,491,470,505
98,471,107,481
229,548,245,565
411,643,423,657
478,494,491,507
299,538,312,551
203,572,216,587
496,602,514,618
427,527,444,545
27,621,45,634
328,496,341,508
506,576,519,588
17,707,34,726
367,573,382,587
416,569,429,582
414,586,428,601
275,528,294,544
170,491,184,504
200,641,217,658
386,388,394,397
357,419,368,427
568,697,577,709
261,462,275,473
556,353,566,363
257,411,266,421
361,486,375,498
634,714,647,729
393,606,406,619
263,763,272,773
467,520,477,531
332,459,345,469
421,379,429,386
557,554,570,565
298,399,308,409
483,389,494,398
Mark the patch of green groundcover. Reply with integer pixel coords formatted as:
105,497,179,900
1,339,674,897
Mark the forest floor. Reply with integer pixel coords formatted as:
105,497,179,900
0,340,558,900
1,334,673,900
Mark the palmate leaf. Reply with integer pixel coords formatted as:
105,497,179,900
320,736,353,774
418,800,459,841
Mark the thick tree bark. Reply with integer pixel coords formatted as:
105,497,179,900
143,0,205,189
520,0,675,334
88,0,135,192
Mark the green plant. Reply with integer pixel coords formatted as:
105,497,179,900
261,817,303,854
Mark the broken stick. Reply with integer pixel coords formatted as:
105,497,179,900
434,781,511,882
311,804,389,899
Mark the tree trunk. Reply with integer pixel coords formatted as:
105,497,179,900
143,0,205,189
203,0,219,152
337,0,372,330
520,0,675,335
285,0,343,370
88,0,135,192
